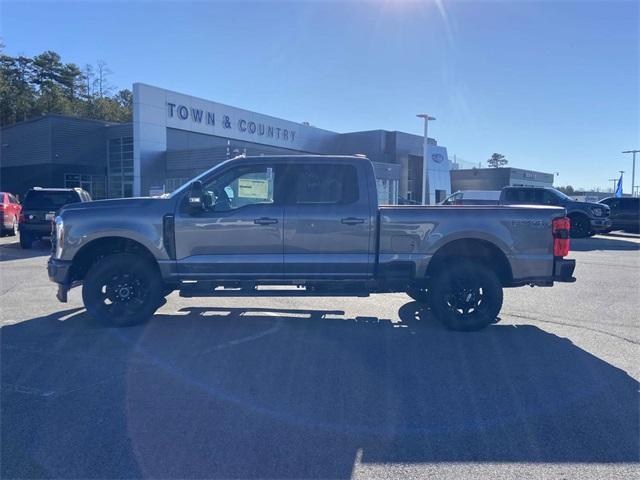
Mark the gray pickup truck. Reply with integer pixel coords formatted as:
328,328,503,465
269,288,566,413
48,155,576,331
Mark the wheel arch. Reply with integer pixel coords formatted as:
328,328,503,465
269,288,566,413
425,237,513,286
70,236,159,282
566,209,589,219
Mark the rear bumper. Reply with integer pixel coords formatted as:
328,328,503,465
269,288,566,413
553,258,576,282
19,223,53,237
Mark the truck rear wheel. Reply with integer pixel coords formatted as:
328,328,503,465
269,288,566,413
19,233,32,249
82,253,163,327
429,261,503,331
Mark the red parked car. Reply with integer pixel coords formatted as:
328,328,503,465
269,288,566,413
0,192,22,237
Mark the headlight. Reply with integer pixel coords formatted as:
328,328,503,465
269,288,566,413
55,216,64,259
591,207,603,217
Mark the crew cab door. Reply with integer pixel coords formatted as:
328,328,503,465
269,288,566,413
282,162,374,278
174,162,284,279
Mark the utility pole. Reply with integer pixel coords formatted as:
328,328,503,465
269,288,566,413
416,114,435,205
622,150,639,197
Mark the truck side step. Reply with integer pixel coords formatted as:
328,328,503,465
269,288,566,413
178,284,371,298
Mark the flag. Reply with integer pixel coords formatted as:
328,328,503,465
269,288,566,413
615,173,623,198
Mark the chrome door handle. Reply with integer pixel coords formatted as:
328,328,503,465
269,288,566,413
341,217,365,225
254,217,278,225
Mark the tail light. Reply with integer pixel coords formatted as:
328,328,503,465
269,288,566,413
552,217,570,257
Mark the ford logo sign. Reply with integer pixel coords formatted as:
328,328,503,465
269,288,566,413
432,153,445,164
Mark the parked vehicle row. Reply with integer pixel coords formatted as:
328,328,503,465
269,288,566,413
599,197,640,233
48,155,576,332
2,187,92,245
0,192,21,237
18,187,92,249
442,186,615,238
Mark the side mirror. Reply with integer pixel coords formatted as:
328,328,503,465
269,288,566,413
186,181,204,212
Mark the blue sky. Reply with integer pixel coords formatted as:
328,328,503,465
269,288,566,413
2,0,638,190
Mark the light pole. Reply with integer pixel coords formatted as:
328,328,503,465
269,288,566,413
416,114,435,205
608,178,618,193
622,150,639,197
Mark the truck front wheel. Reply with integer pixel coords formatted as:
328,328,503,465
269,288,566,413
569,214,590,238
82,253,163,327
429,261,503,331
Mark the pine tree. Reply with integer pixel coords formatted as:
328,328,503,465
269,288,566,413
487,153,508,168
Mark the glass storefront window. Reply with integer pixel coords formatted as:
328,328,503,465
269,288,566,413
108,136,134,198
64,173,106,199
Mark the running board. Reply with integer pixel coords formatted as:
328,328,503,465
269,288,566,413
179,285,371,298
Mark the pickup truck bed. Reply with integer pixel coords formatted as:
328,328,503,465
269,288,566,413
378,205,566,285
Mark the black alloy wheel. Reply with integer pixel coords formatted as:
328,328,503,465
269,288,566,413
82,253,162,327
569,215,590,238
429,261,503,331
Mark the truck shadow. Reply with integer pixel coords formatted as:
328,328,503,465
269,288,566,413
2,303,638,478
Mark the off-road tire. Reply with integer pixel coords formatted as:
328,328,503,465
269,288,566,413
82,253,163,327
429,261,503,332
19,233,32,249
569,215,590,238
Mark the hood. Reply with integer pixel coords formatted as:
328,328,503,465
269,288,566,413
568,200,609,214
576,201,608,210
60,197,169,212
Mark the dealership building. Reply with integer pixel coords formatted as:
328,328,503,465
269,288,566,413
450,167,555,192
0,83,456,204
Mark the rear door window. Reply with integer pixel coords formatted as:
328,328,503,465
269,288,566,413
289,164,359,205
504,188,537,203
540,190,559,205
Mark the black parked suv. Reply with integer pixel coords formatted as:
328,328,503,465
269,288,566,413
19,187,91,249
500,186,611,238
599,197,640,233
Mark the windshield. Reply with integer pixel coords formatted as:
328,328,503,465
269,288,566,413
23,190,80,209
549,188,573,201
169,158,235,198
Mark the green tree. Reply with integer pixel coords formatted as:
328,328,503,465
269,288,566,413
0,47,131,126
487,153,508,168
0,51,36,124
31,50,68,113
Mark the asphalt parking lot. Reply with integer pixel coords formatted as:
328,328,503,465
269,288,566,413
1,234,638,479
